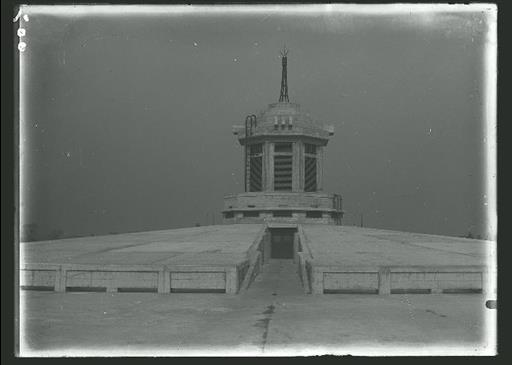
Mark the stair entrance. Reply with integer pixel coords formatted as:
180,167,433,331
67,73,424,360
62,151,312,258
246,259,303,296
269,228,295,259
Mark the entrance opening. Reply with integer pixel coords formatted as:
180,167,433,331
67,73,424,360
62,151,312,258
270,228,296,259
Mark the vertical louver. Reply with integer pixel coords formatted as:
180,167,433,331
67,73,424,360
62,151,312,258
274,142,293,191
304,143,317,192
249,144,263,192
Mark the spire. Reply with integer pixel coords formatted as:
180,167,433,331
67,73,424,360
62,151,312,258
279,45,289,103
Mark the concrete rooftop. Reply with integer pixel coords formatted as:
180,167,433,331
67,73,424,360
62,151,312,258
21,224,491,268
20,226,495,355
302,225,491,267
21,224,263,266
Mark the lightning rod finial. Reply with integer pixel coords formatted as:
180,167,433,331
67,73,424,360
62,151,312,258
280,44,288,57
278,45,289,102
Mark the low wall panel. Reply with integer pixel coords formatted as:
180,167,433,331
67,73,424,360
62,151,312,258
390,272,482,291
21,269,56,288
66,271,158,289
436,272,482,290
324,272,378,292
66,271,92,287
170,272,226,290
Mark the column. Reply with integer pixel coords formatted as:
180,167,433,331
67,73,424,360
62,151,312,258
157,267,168,293
378,267,391,295
55,266,67,292
225,267,239,294
311,267,324,294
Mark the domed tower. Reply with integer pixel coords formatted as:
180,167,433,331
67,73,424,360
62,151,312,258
223,47,343,225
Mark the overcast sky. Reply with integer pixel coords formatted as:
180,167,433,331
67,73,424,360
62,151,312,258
19,5,493,240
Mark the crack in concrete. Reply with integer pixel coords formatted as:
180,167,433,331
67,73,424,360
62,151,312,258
73,242,155,258
254,303,275,352
149,253,184,264
425,309,447,318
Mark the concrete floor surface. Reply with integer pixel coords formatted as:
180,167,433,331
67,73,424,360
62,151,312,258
21,224,262,265
21,224,493,268
303,225,491,267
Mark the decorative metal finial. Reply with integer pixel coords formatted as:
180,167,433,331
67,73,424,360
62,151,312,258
279,45,289,103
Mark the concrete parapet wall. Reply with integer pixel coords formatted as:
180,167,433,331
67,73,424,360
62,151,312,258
307,264,491,295
297,253,311,294
66,271,158,291
390,272,482,293
239,225,268,292
237,261,250,290
295,225,314,293
324,272,379,293
21,262,245,294
21,269,57,290
239,251,263,292
171,272,225,292
297,225,314,259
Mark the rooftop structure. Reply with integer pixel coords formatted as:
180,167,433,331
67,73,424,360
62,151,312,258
223,47,343,225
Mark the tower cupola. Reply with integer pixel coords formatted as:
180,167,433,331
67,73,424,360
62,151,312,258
223,48,343,225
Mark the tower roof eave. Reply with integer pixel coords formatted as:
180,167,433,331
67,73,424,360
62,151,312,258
233,131,333,146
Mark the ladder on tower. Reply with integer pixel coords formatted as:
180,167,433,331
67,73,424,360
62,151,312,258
244,114,257,192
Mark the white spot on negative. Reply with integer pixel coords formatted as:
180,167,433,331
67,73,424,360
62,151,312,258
18,42,26,52
193,42,198,47
23,14,29,22
17,28,26,37
233,58,238,62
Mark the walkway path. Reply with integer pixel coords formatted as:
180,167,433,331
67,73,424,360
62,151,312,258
244,259,303,298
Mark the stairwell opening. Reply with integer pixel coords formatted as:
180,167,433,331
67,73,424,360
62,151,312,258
269,228,296,259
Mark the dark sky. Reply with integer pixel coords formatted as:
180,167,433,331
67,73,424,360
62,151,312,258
19,6,492,239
